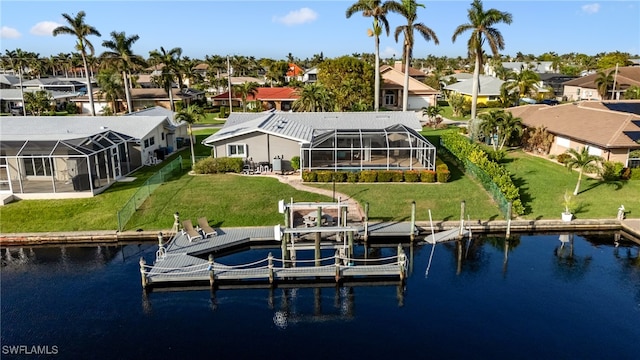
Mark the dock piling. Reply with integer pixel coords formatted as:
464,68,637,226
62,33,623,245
410,201,416,242
506,202,512,239
459,200,466,237
335,250,341,282
363,202,369,243
139,257,148,288
268,252,274,284
208,254,215,287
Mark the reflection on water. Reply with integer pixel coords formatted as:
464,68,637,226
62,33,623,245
1,233,640,359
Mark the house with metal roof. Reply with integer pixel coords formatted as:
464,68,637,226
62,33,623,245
0,88,80,113
443,75,505,104
0,108,186,200
508,100,640,167
202,111,436,173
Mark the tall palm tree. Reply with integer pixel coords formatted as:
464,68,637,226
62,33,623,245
503,66,540,100
53,11,101,116
564,147,601,196
233,82,259,112
595,70,614,100
388,0,439,111
148,46,182,111
174,105,205,168
96,68,124,114
346,0,392,112
452,0,512,140
292,83,335,112
100,31,146,114
4,49,29,115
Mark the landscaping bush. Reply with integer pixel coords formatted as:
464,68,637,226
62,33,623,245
436,163,449,172
332,171,347,182
193,157,217,174
290,156,300,171
346,172,359,183
487,149,507,163
629,168,640,181
302,171,317,182
192,157,243,174
556,153,571,164
404,170,420,182
420,170,436,183
315,171,333,182
621,167,632,180
437,169,450,183
390,170,404,182
377,170,394,182
359,170,377,183
600,161,624,181
219,106,227,118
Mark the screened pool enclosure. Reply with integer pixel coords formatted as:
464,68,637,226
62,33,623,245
0,130,141,196
300,125,436,172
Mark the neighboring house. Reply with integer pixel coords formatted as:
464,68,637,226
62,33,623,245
302,67,318,84
0,88,79,113
484,61,556,76
0,110,185,199
18,77,91,93
202,111,436,173
73,88,206,114
508,100,640,167
286,63,304,82
380,64,439,110
538,73,578,99
443,75,504,104
0,74,20,89
562,66,640,101
211,87,299,111
391,61,427,82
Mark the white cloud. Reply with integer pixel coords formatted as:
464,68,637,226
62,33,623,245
272,7,318,26
380,46,399,59
30,21,61,36
581,3,600,14
0,26,21,39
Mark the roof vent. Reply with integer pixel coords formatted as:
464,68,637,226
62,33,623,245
100,126,108,130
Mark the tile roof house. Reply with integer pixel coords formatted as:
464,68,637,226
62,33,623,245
211,87,299,111
508,100,640,167
286,63,304,82
562,66,640,101
72,88,205,114
202,111,436,173
380,64,439,110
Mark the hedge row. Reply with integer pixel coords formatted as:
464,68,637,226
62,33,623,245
302,167,449,183
193,157,243,174
441,131,524,215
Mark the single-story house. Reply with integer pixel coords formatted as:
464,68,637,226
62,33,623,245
211,87,299,111
73,88,206,114
562,66,640,101
0,88,80,113
380,63,439,110
0,74,20,89
443,75,504,104
0,108,186,199
202,111,436,173
17,77,90,93
508,100,640,167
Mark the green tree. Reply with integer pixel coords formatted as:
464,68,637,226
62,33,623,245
233,81,259,112
265,60,288,86
624,85,640,100
100,31,146,114
594,70,614,100
175,105,205,167
346,0,392,111
53,11,101,116
317,56,374,111
148,46,182,111
292,83,335,112
3,49,29,115
503,66,540,99
23,90,53,116
96,68,124,113
596,51,631,70
564,147,602,196
452,0,512,140
388,0,439,111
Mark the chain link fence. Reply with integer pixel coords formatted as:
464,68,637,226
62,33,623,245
117,156,183,232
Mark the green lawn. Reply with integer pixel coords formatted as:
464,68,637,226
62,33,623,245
199,113,226,125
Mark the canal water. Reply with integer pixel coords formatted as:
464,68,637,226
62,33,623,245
2,233,639,359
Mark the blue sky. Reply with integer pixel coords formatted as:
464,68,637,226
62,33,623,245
1,0,638,61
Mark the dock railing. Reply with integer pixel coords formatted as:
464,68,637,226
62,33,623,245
117,156,183,232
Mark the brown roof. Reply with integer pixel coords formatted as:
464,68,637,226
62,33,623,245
563,66,640,89
392,61,427,77
212,87,299,101
508,101,640,149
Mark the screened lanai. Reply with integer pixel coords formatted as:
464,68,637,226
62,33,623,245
300,124,436,171
0,130,139,196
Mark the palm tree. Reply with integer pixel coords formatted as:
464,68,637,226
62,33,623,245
4,49,29,115
174,105,205,168
564,147,601,196
100,31,146,114
595,70,614,100
53,11,101,116
452,0,512,140
478,109,522,150
388,0,439,111
148,47,182,111
346,0,392,112
292,83,335,112
96,68,124,113
503,66,540,100
233,82,259,112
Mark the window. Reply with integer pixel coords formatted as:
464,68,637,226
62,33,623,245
23,157,53,176
161,133,165,141
143,139,149,148
143,136,155,148
384,91,395,106
227,144,246,157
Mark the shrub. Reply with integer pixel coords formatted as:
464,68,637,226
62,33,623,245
290,156,300,171
359,170,377,183
404,170,420,182
556,153,571,164
487,149,507,163
437,169,450,183
346,172,359,183
377,170,394,182
420,170,436,183
192,157,243,174
600,161,624,181
219,106,227,118
436,163,449,172
390,170,404,182
332,171,347,182
621,167,632,180
193,157,217,174
630,168,640,180
315,171,333,182
302,171,317,182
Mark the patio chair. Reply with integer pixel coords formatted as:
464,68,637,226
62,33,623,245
182,219,202,242
197,217,218,238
